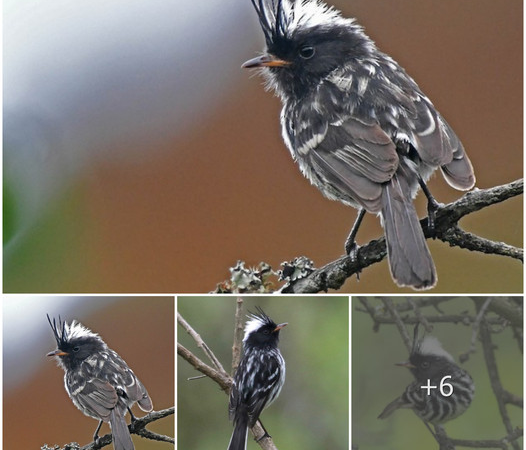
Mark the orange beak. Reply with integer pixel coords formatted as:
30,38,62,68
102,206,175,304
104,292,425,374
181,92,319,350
395,360,416,369
242,54,291,69
273,322,288,332
47,349,68,357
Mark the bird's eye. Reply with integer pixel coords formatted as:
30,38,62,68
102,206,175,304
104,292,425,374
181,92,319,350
263,329,270,334
421,361,429,369
299,46,315,59
73,346,80,352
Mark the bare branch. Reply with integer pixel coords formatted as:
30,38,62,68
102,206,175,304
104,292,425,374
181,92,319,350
408,297,433,332
476,300,522,450
380,298,413,351
460,297,493,363
232,298,245,375
248,179,523,293
41,408,175,450
177,342,231,392
448,426,523,449
177,312,228,376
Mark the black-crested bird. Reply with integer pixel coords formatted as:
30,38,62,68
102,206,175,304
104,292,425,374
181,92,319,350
47,315,153,450
228,307,287,450
378,327,474,424
243,0,475,289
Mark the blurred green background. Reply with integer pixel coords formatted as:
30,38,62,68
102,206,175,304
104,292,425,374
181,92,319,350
352,297,523,450
178,296,349,449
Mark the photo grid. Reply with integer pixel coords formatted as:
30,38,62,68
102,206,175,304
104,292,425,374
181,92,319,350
2,0,523,449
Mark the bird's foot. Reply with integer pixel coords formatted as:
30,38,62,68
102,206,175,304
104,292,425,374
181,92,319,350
345,241,362,281
256,431,272,442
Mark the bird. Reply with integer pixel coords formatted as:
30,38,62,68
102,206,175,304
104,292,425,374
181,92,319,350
378,326,474,424
228,307,287,450
242,0,475,290
46,315,153,450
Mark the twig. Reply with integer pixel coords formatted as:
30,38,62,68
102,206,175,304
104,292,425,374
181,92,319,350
357,297,381,332
177,343,231,392
41,408,175,450
232,298,245,375
177,312,228,376
448,427,523,449
459,298,493,363
277,179,523,293
381,298,412,352
408,298,433,332
434,424,455,450
484,298,524,328
476,300,521,450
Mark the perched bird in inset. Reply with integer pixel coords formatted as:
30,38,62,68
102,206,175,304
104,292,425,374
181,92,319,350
378,326,474,424
228,307,287,450
47,315,153,450
243,0,475,289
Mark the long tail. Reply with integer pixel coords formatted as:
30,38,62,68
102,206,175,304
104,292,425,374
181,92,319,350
377,396,407,419
110,409,134,450
381,174,436,289
227,417,248,450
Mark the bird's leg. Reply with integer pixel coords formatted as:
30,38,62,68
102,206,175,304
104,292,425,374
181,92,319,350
417,176,440,235
92,420,103,448
423,420,437,438
254,419,272,442
344,208,366,268
127,406,137,422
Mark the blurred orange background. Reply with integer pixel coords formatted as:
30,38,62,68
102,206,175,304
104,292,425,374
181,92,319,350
4,0,522,293
3,296,174,449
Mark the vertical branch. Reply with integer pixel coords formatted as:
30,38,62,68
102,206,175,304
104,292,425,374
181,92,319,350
459,298,493,363
357,297,381,331
381,297,412,351
408,298,432,332
232,298,245,375
434,424,455,450
476,300,521,450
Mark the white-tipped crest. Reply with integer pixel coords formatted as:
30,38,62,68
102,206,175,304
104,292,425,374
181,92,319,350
66,320,99,341
419,336,455,362
285,0,350,33
243,315,267,342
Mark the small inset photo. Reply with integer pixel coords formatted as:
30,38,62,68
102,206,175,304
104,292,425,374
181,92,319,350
352,296,523,450
177,295,349,450
3,295,175,450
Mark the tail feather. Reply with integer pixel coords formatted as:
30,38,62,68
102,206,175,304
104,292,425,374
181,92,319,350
110,409,134,450
440,120,476,191
378,396,409,419
381,174,436,289
227,417,248,450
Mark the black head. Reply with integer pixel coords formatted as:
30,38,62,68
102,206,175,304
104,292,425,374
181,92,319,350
243,0,376,98
243,306,287,349
398,325,457,381
47,315,106,371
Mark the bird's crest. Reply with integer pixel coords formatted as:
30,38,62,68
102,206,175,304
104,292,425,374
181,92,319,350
243,306,277,341
250,0,347,47
47,315,99,347
411,324,454,362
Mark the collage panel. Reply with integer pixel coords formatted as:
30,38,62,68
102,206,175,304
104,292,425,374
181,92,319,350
351,296,523,450
177,295,349,450
3,295,175,449
4,0,522,295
